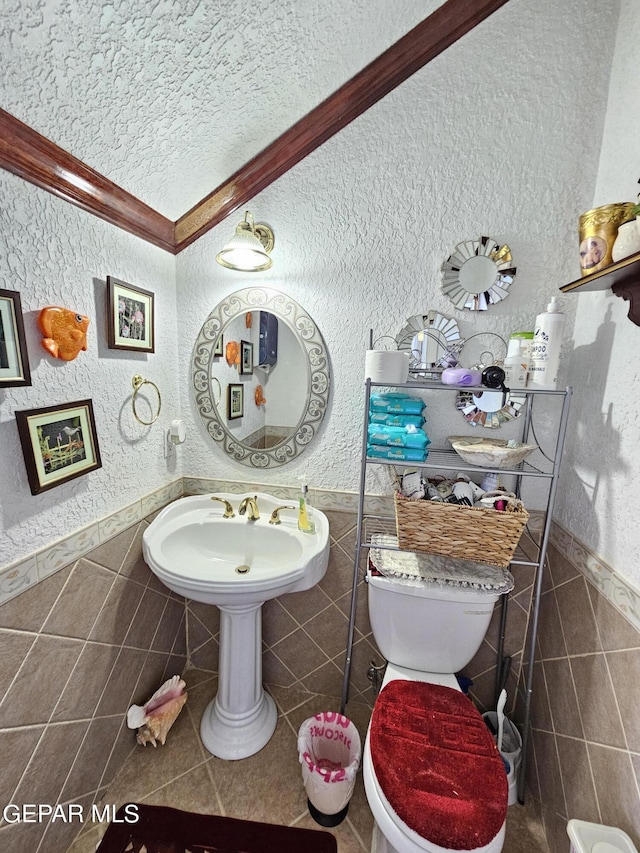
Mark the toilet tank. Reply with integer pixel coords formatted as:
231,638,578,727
367,570,500,673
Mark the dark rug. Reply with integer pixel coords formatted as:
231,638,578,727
96,803,337,853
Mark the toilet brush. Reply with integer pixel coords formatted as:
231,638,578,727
496,689,507,753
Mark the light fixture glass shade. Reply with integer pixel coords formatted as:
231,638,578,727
216,213,273,272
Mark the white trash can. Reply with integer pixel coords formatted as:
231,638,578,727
298,711,362,827
567,819,638,853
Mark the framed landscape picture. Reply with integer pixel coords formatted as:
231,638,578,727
16,399,102,495
0,288,31,387
239,339,253,375
106,276,154,352
227,383,244,420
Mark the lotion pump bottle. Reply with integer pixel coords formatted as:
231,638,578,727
530,297,566,390
298,478,315,534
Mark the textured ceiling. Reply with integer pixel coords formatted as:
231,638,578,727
1,0,436,219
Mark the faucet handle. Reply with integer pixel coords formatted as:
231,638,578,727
210,496,235,518
269,505,297,525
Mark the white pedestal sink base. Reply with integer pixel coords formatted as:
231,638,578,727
200,690,277,760
199,601,277,760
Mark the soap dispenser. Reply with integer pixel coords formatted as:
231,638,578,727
298,477,315,534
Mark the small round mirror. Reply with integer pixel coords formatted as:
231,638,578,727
396,311,463,376
441,237,517,311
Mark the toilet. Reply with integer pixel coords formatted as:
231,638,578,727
362,566,510,853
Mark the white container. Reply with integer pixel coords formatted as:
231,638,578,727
567,819,638,853
504,331,533,389
529,297,566,390
611,219,640,263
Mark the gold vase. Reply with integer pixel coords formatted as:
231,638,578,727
578,202,635,276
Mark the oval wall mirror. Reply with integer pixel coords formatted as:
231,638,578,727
192,288,330,467
441,236,517,311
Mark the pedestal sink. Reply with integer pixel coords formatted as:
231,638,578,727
142,493,330,760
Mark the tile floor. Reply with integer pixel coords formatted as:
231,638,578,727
66,668,550,852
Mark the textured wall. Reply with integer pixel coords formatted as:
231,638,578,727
177,0,618,509
0,174,180,568
0,0,432,218
557,0,640,586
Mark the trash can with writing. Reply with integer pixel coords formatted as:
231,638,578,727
298,712,362,827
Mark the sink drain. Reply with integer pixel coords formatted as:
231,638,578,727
235,565,250,574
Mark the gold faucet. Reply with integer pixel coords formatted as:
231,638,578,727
210,496,235,518
269,505,296,525
238,495,260,520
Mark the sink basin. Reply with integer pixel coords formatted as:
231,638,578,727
143,493,328,605
142,492,330,760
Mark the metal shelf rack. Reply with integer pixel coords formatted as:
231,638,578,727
340,375,572,804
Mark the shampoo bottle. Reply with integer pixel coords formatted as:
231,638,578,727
529,297,566,390
298,478,315,534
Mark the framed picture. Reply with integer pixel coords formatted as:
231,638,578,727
106,276,154,352
16,399,102,495
239,339,253,375
0,289,31,387
213,334,223,358
227,383,244,420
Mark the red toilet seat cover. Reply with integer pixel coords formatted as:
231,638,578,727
370,680,508,850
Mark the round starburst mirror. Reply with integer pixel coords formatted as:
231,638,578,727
441,237,517,311
455,388,527,429
396,311,464,377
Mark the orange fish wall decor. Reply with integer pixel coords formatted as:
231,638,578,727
38,306,90,361
225,340,240,366
255,385,266,406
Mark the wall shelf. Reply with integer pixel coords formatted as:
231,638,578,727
561,251,640,325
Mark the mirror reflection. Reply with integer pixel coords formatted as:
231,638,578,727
192,288,330,467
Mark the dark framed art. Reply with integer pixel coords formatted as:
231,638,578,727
213,334,223,358
16,399,102,495
0,288,31,387
239,339,253,375
227,383,244,420
106,276,154,352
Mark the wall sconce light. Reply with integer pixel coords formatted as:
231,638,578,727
215,211,275,272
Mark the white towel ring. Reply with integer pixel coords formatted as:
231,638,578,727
132,374,162,426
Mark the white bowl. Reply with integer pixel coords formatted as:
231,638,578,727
448,436,538,468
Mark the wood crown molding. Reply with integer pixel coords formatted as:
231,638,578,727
1,0,510,255
0,110,176,253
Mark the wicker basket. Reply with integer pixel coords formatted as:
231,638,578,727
394,492,529,567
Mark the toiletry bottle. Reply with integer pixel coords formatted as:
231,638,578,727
529,297,566,390
503,332,533,389
298,478,315,534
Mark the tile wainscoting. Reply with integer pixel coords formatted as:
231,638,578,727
1,478,638,852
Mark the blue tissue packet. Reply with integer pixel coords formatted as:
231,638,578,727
369,393,425,415
369,412,425,427
367,424,431,449
367,444,428,462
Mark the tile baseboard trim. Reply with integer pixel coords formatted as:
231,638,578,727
5,477,635,634
550,519,640,633
0,478,183,607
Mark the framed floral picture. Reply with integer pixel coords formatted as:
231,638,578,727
16,399,102,495
0,288,31,387
106,276,154,352
227,383,244,420
239,339,253,375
